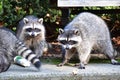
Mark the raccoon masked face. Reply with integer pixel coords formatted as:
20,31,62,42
23,18,44,37
58,28,82,50
25,28,41,37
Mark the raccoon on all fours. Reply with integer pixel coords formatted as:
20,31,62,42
57,12,119,69
0,27,41,73
16,15,47,58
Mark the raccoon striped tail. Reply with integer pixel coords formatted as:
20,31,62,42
15,40,41,69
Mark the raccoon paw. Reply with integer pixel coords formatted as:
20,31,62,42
0,56,11,73
57,63,64,67
34,61,41,69
111,62,120,65
78,63,85,69
111,59,120,65
78,66,85,69
0,63,11,73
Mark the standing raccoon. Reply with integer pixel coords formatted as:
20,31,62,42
16,15,46,58
0,27,41,73
57,12,119,69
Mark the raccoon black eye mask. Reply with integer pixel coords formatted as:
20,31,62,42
59,40,78,45
25,28,41,32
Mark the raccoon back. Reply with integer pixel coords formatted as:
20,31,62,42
65,12,110,41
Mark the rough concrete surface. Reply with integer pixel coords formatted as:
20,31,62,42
0,63,120,80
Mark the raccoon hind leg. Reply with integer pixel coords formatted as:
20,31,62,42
104,50,119,65
100,40,119,65
0,51,11,72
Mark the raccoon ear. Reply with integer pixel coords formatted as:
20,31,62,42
74,29,79,35
23,18,29,24
38,18,43,24
59,28,64,34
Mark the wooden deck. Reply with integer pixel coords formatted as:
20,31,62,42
1,63,120,80
58,0,120,7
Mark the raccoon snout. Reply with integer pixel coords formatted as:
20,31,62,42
31,33,35,37
63,45,71,50
64,44,73,50
65,46,70,50
65,47,70,50
27,32,35,37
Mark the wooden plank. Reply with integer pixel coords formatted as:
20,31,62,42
58,0,120,7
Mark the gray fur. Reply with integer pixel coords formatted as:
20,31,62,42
16,15,46,58
0,27,41,73
57,12,119,69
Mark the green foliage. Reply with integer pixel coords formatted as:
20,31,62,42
0,1,3,15
0,0,50,31
47,9,61,23
0,0,120,40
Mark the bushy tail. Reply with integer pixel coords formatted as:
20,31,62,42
15,40,41,69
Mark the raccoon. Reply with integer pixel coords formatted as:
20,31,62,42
57,12,119,69
0,27,41,72
16,15,46,58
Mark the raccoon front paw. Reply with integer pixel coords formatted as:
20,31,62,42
78,63,85,69
78,66,85,69
0,63,11,72
57,63,64,67
0,55,11,73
